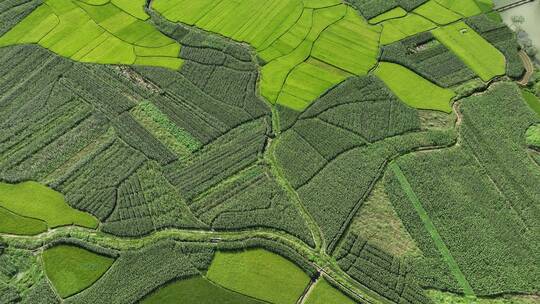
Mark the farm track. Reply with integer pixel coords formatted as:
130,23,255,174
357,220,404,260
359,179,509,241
518,50,534,86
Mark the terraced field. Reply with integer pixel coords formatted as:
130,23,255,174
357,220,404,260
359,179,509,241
0,0,539,303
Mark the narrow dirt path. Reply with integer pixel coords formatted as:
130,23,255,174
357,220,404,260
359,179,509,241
518,50,534,86
297,275,319,304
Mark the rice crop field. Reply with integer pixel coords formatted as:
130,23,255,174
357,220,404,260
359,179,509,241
0,182,98,232
141,276,265,304
43,244,115,298
432,21,506,81
374,62,455,112
206,249,311,304
153,0,380,110
0,0,182,69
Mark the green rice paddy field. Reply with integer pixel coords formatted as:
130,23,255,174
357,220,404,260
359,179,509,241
0,182,98,233
43,244,115,298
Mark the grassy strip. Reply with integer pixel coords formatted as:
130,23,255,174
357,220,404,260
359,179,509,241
432,22,506,82
374,62,454,113
132,101,202,157
389,162,475,297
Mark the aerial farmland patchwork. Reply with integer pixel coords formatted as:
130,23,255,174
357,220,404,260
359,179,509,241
0,0,539,303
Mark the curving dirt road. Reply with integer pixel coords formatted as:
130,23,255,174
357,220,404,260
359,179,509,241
518,50,534,86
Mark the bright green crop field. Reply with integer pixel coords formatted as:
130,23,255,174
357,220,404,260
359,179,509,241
0,182,98,232
432,21,506,81
207,249,311,304
305,278,357,304
43,244,115,298
374,62,455,113
0,0,182,69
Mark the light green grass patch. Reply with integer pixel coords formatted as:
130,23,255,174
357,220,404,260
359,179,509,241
374,62,454,112
526,124,540,148
154,2,380,111
475,0,494,13
303,0,342,8
435,0,482,17
278,58,352,111
111,0,148,20
305,278,356,304
414,0,462,25
43,245,114,298
380,14,436,45
369,7,407,24
521,89,540,117
311,7,380,74
207,249,311,304
0,181,98,230
0,206,47,235
142,276,265,304
432,22,506,81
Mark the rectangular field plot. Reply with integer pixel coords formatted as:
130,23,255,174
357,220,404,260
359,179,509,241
374,62,455,112
206,249,311,304
432,21,506,81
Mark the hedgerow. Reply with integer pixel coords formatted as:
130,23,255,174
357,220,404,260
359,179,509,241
335,232,433,304
465,14,525,79
381,32,476,87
